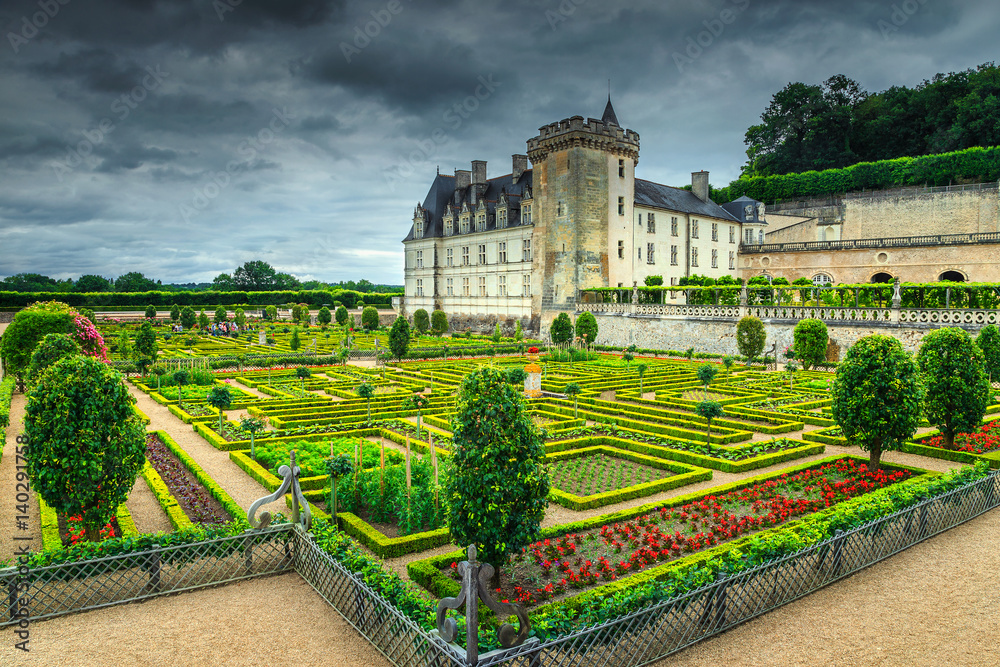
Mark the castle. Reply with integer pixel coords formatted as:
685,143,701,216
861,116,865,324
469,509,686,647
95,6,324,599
402,100,1000,330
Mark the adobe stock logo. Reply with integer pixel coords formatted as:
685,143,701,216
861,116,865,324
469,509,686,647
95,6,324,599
672,0,751,73
7,0,72,54
876,0,930,39
340,0,412,63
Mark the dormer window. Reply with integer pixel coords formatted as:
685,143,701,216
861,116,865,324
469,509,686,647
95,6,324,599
497,207,508,228
476,213,486,232
460,214,470,234
522,203,532,225
444,216,454,236
415,219,424,238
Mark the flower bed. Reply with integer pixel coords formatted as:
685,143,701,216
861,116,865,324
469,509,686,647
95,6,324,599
920,420,1000,454
439,457,912,607
146,434,230,525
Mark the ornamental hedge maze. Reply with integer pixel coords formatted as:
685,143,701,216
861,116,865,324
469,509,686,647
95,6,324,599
6,344,1000,662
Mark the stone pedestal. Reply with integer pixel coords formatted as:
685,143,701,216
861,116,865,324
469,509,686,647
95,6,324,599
524,362,542,398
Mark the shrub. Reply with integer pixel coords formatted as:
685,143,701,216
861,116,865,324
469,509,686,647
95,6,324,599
234,308,246,328
431,310,448,335
832,335,925,471
976,324,1000,381
134,321,158,366
198,310,210,330
917,327,992,450
793,319,828,371
26,334,80,388
551,313,573,345
389,316,410,360
507,367,526,385
413,309,430,334
25,356,145,541
144,304,156,319
317,306,332,325
736,316,766,362
0,302,77,377
265,305,278,321
644,275,663,286
180,306,196,329
361,306,379,332
335,305,349,326
170,304,180,322
214,305,227,323
447,367,549,569
575,311,598,345
290,328,301,351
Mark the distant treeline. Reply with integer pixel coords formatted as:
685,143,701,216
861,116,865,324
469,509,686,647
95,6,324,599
0,290,400,310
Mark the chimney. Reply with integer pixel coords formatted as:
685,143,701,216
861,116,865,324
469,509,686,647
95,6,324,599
454,169,470,206
512,154,528,182
692,171,710,202
471,160,487,185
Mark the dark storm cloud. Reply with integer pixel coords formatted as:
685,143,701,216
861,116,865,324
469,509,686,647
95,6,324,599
0,0,996,283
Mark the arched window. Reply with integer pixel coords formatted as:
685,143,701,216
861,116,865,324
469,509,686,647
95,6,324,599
871,272,894,284
812,273,833,287
939,270,966,282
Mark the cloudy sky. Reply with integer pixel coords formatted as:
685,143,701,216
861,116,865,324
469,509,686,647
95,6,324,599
0,0,996,286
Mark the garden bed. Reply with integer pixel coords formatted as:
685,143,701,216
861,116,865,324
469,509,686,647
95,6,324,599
145,433,230,525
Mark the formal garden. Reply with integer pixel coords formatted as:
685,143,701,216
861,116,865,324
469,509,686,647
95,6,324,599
1,301,999,664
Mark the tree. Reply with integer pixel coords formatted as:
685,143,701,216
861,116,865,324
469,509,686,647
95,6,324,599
413,309,429,334
622,344,635,368
317,306,332,326
335,305,349,326
722,355,735,377
564,382,582,418
575,311,598,344
212,273,235,291
114,272,157,292
976,324,1000,381
551,313,573,345
234,308,246,328
232,260,278,291
180,306,197,329
75,274,114,293
325,455,354,517
116,329,133,359
492,323,502,343
197,310,210,330
151,364,167,391
736,316,766,364
25,356,145,541
389,316,410,360
696,364,718,398
831,334,925,472
214,305,228,323
25,334,80,388
514,320,523,342
917,328,992,450
356,382,375,423
1,303,78,378
793,319,828,370
240,415,267,460
290,327,301,351
361,306,379,332
431,310,448,336
265,305,278,321
695,400,725,444
144,304,157,319
170,304,181,322
295,366,312,391
786,359,799,389
205,385,233,435
636,363,648,394
133,321,158,369
173,369,190,410
405,393,430,438
447,367,549,569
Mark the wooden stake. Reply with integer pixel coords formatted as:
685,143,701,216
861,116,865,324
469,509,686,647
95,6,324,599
405,437,412,492
379,439,385,494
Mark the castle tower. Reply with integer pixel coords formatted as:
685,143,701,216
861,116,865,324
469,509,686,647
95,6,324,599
526,99,640,322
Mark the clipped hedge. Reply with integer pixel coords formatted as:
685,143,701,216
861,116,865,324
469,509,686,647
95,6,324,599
337,512,452,559
0,289,401,309
153,430,244,521
38,495,140,551
0,376,15,463
139,461,193,530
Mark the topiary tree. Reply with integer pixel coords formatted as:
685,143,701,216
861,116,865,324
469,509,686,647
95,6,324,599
575,311,598,344
265,305,278,322
831,334,925,472
335,305,349,326
170,304,181,322
447,367,549,570
917,327,992,450
356,382,375,423
622,344,635,368
550,313,573,345
492,323,502,343
389,316,410,360
234,308,246,328
173,369,190,409
295,366,312,390
514,320,523,342
150,364,167,391
722,355,734,377
635,363,648,394
144,304,157,320
240,415,267,460
116,328,132,359
431,309,449,336
697,364,718,397
736,316,766,364
289,327,301,351
213,305,226,323
793,318,828,371
361,306,379,332
180,306,196,329
205,385,233,434
26,334,80,388
317,306,332,326
405,393,431,438
0,302,79,380
134,321,158,369
325,454,354,517
695,400,724,444
786,359,799,389
564,382,582,418
413,309,430,334
976,324,1000,381
25,355,145,541
198,310,210,330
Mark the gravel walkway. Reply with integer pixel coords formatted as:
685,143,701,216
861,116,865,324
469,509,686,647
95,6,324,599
0,394,42,559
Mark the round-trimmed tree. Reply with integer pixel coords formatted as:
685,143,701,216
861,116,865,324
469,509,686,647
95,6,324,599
317,306,332,326
144,304,157,320
289,327,301,351
335,305,349,326
793,318,828,370
356,382,375,423
361,306,379,332
736,316,766,363
550,313,573,345
564,382,582,418
25,333,80,388
134,321,158,367
976,324,1000,381
205,385,233,434
234,308,246,328
413,309,430,334
695,400,724,443
575,311,598,344
388,316,410,360
25,355,145,541
431,309,449,336
831,334,925,471
214,305,227,323
170,304,181,322
180,306,197,329
917,327,992,450
447,367,549,569
697,364,718,397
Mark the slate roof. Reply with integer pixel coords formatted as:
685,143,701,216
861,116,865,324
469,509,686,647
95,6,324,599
601,97,620,127
634,179,740,222
721,195,767,225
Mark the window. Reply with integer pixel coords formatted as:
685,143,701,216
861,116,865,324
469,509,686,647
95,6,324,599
691,219,699,238
711,222,718,241
498,242,507,263
758,229,764,244
415,279,423,296
462,246,470,265
638,246,642,260
444,217,453,236
729,251,735,270
691,247,699,267
745,229,754,245
522,274,531,297
711,249,718,268
416,250,423,269
618,159,625,178
522,204,532,225
670,276,678,299
462,277,470,296
478,244,486,264
647,213,655,234
460,215,470,234
671,217,678,236
497,208,507,228
498,275,507,296
618,197,625,215
812,273,833,287
476,213,486,232
637,212,643,226
446,248,453,266
478,276,487,296
670,245,678,266
557,201,565,216
522,239,532,262
646,243,655,264
618,240,624,259
729,226,735,243
446,278,454,296
415,220,423,238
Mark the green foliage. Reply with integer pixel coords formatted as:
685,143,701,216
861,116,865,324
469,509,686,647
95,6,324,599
917,327,992,450
116,328,132,358
144,304,156,319
335,305,349,326
357,382,375,422
0,303,76,377
25,356,145,540
575,311,598,344
197,310,210,330
431,310,448,335
169,304,180,321
214,305,227,323
551,313,573,345
325,454,354,479
205,385,233,433
492,323,502,343
265,305,278,321
234,308,246,328
697,364,718,392
134,321,158,365
507,367,526,385
316,306,332,325
736,316,766,362
289,327,301,351
644,275,663,286
514,320,523,342
447,367,549,568
26,334,80,388
975,324,1000,381
362,306,379,332
695,400,725,443
389,316,411,360
793,319,828,370
412,309,429,334
180,306,196,329
831,335,925,471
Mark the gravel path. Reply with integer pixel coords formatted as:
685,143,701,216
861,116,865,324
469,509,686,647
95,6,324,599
0,394,42,559
126,471,173,535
